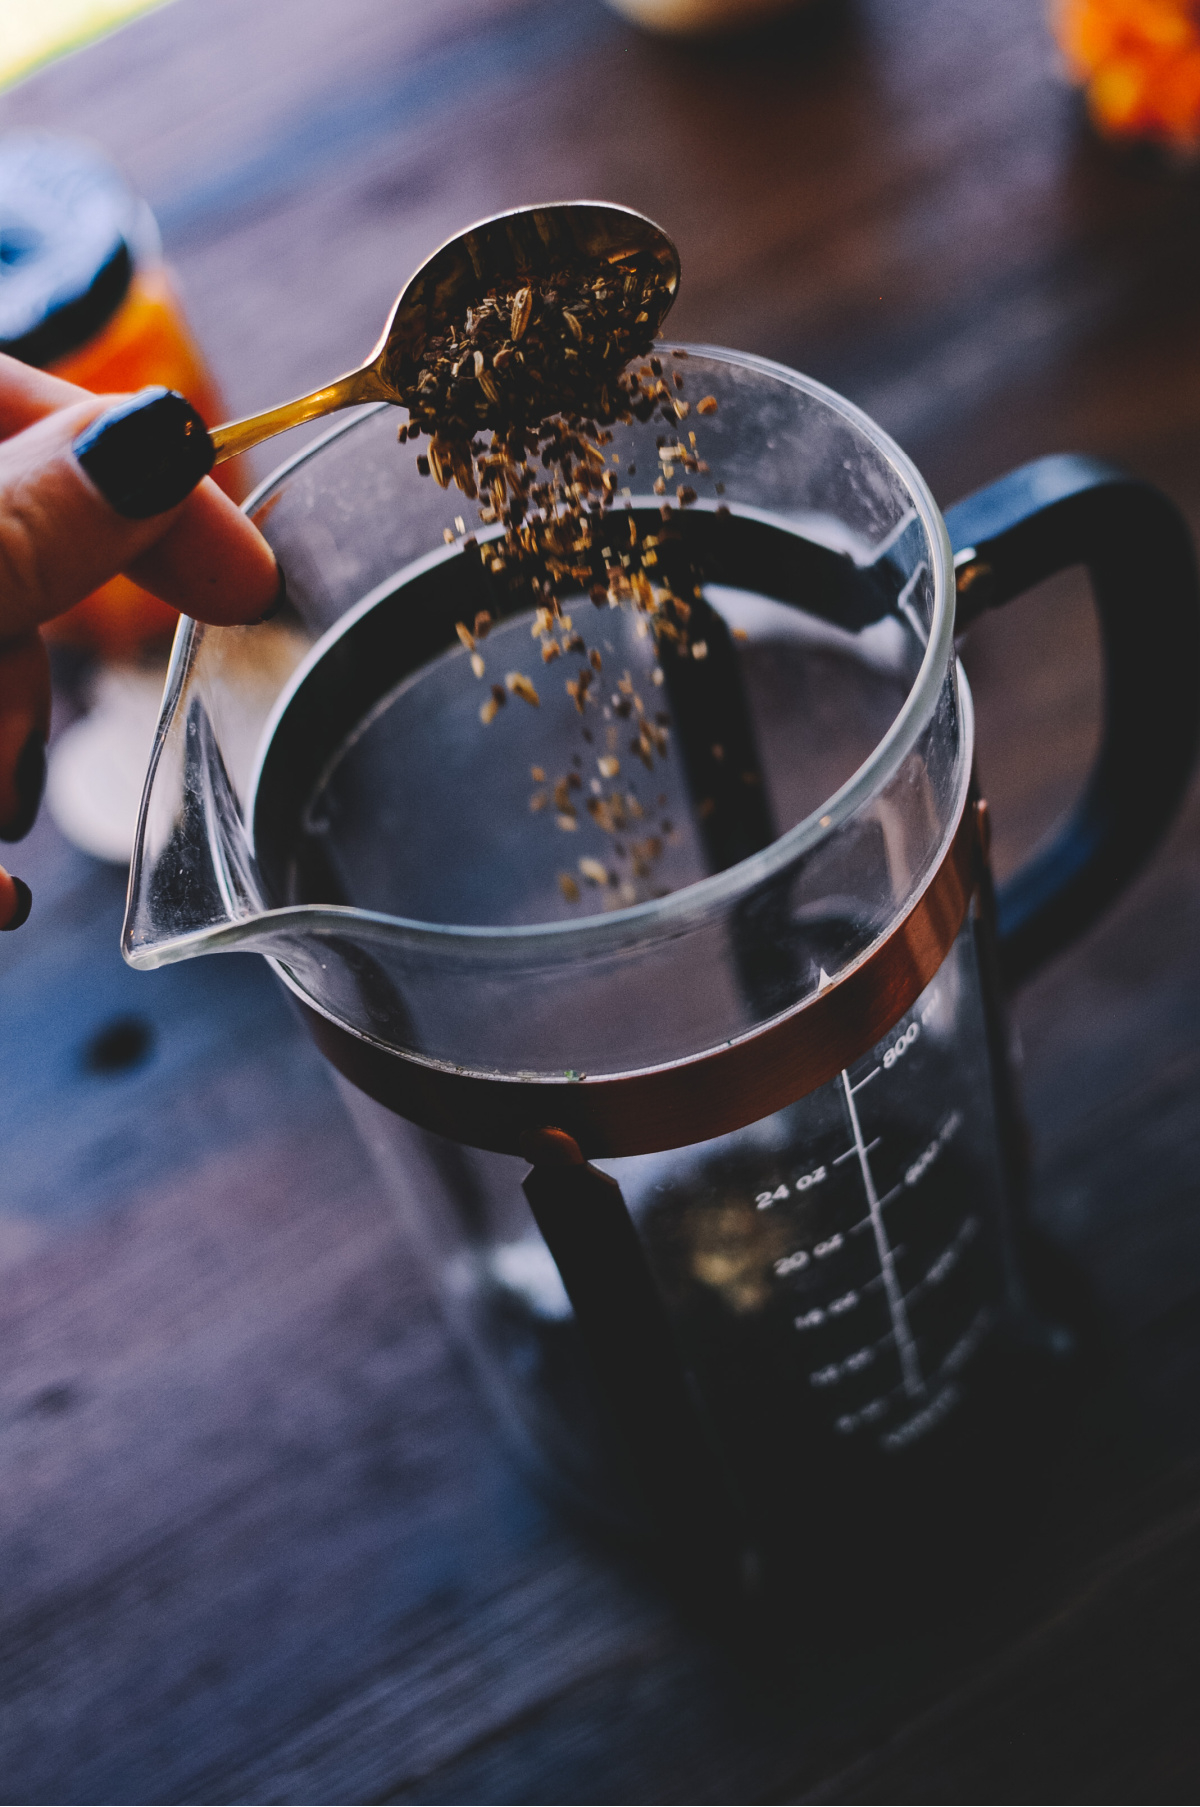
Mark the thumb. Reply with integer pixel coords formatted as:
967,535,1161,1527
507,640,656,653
0,387,279,640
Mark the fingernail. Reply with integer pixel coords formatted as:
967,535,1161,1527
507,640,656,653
0,729,46,842
73,388,215,520
254,563,288,624
0,877,32,931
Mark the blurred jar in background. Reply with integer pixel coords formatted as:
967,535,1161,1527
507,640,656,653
0,133,240,658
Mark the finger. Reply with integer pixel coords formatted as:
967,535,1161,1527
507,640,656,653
125,479,284,626
0,864,32,932
0,390,278,637
0,350,90,439
0,394,182,634
0,631,50,840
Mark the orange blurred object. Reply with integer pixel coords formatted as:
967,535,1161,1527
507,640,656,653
0,135,245,660
1054,0,1200,149
45,261,244,657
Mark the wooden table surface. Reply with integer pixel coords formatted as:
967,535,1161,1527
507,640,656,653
4,1,1200,1800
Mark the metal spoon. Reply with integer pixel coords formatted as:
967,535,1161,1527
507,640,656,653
209,201,681,465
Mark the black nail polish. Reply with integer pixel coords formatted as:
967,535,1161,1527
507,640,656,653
1,877,31,931
254,564,288,624
0,730,46,842
73,387,215,520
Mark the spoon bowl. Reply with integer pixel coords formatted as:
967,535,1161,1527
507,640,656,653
210,201,680,465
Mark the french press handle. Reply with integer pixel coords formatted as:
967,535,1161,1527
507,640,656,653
944,454,1200,989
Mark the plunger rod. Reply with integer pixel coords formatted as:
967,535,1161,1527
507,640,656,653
522,1131,750,1571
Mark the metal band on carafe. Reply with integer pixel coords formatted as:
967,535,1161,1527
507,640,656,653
297,788,985,1159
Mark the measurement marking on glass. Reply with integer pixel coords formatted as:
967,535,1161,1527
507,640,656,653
834,1137,879,1167
834,1396,889,1435
903,1214,979,1306
904,1109,963,1188
883,1021,920,1069
936,1304,994,1379
840,1067,924,1400
755,1164,826,1209
880,1382,960,1452
851,1066,881,1095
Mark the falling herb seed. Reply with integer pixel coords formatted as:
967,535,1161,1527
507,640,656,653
428,440,449,487
559,872,581,901
470,653,486,679
511,286,533,341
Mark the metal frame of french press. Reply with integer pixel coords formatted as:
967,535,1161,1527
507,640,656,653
295,454,1200,1568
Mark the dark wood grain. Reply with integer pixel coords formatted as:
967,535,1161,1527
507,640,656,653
4,0,1200,1800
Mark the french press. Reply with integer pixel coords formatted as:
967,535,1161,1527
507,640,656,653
125,349,1200,1597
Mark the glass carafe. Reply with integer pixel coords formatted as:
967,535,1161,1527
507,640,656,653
124,350,1200,1602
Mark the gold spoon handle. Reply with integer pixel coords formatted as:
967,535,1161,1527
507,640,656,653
209,365,389,465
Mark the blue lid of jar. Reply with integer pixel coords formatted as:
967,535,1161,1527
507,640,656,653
0,135,142,368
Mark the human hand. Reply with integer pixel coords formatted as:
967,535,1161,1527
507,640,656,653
0,354,278,931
